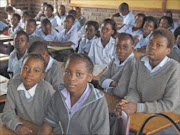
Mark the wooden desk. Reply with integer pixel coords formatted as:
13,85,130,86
103,92,180,135
48,46,73,53
0,53,9,62
0,35,13,42
0,114,56,135
0,75,9,103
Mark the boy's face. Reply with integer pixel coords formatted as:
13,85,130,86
100,23,114,40
21,58,45,90
143,21,155,36
58,6,65,16
26,22,36,35
45,7,53,18
22,14,28,22
177,35,180,48
11,16,19,27
134,16,144,29
64,17,74,30
147,34,170,65
14,34,28,53
64,58,93,96
115,36,134,63
75,8,81,17
85,25,97,40
159,18,170,29
42,23,52,35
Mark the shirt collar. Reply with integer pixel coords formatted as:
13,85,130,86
45,56,54,72
17,83,38,98
97,37,114,48
85,36,96,44
114,52,134,67
141,56,170,73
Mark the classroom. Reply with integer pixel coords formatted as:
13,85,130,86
0,0,180,134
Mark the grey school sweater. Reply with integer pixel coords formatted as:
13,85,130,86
125,56,180,114
168,48,180,63
44,59,64,88
1,78,55,131
44,83,110,135
99,58,135,98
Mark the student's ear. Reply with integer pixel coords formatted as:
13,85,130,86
166,48,171,55
87,73,93,82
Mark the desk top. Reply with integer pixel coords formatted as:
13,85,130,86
0,35,14,42
0,53,9,62
48,46,73,53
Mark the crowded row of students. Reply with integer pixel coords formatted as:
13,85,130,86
0,2,180,135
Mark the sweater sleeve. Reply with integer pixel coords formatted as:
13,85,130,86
91,97,110,135
1,82,22,131
143,66,180,113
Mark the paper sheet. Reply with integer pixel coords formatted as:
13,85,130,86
93,64,107,76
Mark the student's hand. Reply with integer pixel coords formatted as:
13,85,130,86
121,101,137,114
134,35,140,44
115,99,129,116
16,125,32,135
110,81,118,87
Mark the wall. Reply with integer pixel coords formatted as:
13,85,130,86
4,0,180,25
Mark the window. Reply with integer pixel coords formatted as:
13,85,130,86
0,0,8,7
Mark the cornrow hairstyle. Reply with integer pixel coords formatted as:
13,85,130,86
151,28,175,49
65,53,94,73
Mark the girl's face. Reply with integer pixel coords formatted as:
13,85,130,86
64,58,93,96
159,18,170,29
11,16,19,27
134,16,144,29
42,23,52,35
143,21,155,36
85,25,97,40
100,23,114,40
14,34,28,54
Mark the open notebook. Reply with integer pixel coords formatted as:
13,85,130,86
93,64,107,77
0,76,9,96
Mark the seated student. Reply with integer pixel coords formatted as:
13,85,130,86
99,33,135,98
39,53,110,135
19,11,29,29
8,30,29,77
55,5,66,27
112,2,135,27
44,4,58,28
8,13,22,37
5,6,22,23
68,9,81,31
116,28,180,114
1,54,55,134
25,18,41,47
0,11,8,34
78,21,99,54
88,18,116,65
164,10,178,30
75,7,86,27
28,41,63,89
118,13,145,45
159,16,175,33
168,26,180,63
35,2,48,21
38,18,59,42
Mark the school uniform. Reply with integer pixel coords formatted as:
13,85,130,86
72,19,81,31
19,20,25,29
173,22,178,30
120,10,135,26
168,43,180,63
55,14,66,26
135,32,152,49
8,22,22,37
58,27,78,50
0,21,8,31
7,49,27,76
48,15,58,28
117,24,143,40
37,28,59,41
88,37,115,65
7,7,22,22
124,56,180,114
78,16,86,27
99,52,135,98
28,30,42,48
78,36,97,53
44,83,110,135
44,56,64,88
77,25,85,39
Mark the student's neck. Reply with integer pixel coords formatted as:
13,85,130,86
101,38,110,48
143,32,149,38
17,51,26,60
65,28,70,34
70,92,83,107
149,59,162,69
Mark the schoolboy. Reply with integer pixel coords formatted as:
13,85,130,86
168,26,180,63
68,9,81,31
116,28,180,114
2,54,55,134
28,41,64,89
25,18,41,47
55,5,66,26
75,7,86,27
44,4,58,28
8,13,22,37
19,11,29,29
112,3,135,27
8,30,29,76
5,6,22,23
39,53,109,135
99,33,135,98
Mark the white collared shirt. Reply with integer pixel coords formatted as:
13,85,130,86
45,56,54,72
88,37,115,65
8,22,22,37
17,83,37,99
55,14,66,26
141,56,170,73
48,16,58,28
120,10,135,26
37,28,59,41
